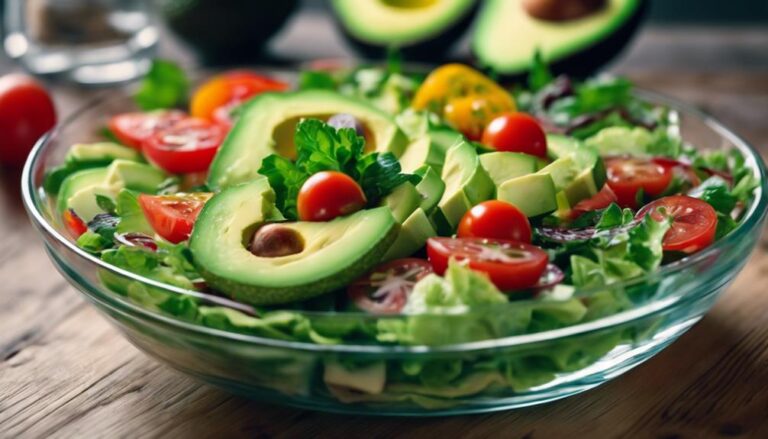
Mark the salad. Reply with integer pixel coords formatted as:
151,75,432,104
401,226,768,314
46,56,759,406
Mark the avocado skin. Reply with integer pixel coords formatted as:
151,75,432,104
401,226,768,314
160,0,298,64
474,0,648,81
333,2,480,61
199,224,399,306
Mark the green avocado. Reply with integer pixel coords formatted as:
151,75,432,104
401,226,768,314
189,180,399,305
438,140,495,228
472,0,646,78
207,90,408,190
331,0,479,60
66,142,142,166
480,152,540,186
382,208,437,261
398,136,446,174
544,134,606,205
497,173,558,217
414,165,446,214
382,181,422,223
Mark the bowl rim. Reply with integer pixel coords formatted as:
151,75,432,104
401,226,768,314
21,84,768,354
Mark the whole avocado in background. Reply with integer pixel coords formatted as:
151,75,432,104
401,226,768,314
159,0,298,65
331,0,479,61
473,0,648,79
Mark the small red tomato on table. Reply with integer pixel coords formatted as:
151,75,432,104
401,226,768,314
0,74,57,168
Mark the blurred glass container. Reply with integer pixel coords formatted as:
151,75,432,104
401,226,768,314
3,0,158,85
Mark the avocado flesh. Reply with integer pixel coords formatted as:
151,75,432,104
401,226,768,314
497,173,558,217
480,152,539,186
414,165,445,214
66,142,142,166
332,0,478,59
382,208,437,261
382,181,422,223
544,134,607,205
473,0,643,77
190,180,399,305
438,140,494,228
398,136,446,174
207,90,408,190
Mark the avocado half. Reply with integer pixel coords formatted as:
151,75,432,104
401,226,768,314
189,179,399,306
331,0,479,60
472,0,647,78
159,0,298,64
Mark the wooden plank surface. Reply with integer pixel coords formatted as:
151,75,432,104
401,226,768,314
1,21,767,438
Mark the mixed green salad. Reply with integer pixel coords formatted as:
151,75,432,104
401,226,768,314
46,57,758,405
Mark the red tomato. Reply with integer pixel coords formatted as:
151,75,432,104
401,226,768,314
570,185,619,219
191,71,288,128
481,112,548,158
297,171,366,222
636,195,717,254
142,118,226,174
652,157,702,188
348,258,434,314
606,157,673,208
426,237,549,291
138,193,212,243
63,208,88,238
458,200,532,243
108,110,186,150
0,74,56,167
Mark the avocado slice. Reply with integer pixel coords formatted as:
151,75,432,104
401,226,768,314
438,140,495,228
382,208,437,261
190,180,399,305
472,0,645,78
381,181,422,223
414,165,445,214
497,173,558,217
331,0,479,60
398,136,446,174
66,142,142,166
544,134,607,205
480,152,540,186
207,90,408,190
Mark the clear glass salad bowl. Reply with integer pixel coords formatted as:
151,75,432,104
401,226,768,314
22,82,768,416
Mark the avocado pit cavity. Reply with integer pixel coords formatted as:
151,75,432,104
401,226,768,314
522,0,606,22
249,223,305,257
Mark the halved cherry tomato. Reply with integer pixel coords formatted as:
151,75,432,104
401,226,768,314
481,113,548,158
108,110,186,150
0,74,56,168
63,208,88,238
297,171,366,222
636,195,717,254
426,237,549,291
606,157,673,208
191,71,288,129
138,193,212,243
458,200,532,243
142,118,226,174
570,185,619,219
348,258,434,314
651,157,703,188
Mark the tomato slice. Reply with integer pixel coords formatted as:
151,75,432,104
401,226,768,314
190,71,288,128
570,185,618,219
426,237,549,291
636,195,717,253
481,113,548,158
108,110,186,150
138,193,212,243
63,208,88,238
348,258,434,314
458,200,532,243
142,118,226,174
606,157,673,208
297,171,366,222
651,157,702,188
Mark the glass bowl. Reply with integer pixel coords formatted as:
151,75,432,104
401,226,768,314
22,81,768,416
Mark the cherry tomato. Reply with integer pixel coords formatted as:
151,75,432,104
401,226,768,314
426,237,549,291
138,193,212,243
606,157,673,208
570,185,619,219
481,113,548,158
443,94,516,141
652,157,702,188
0,74,56,167
297,171,366,222
636,195,717,254
142,118,226,174
348,258,434,314
191,71,288,128
108,110,186,150
63,208,88,239
458,200,532,243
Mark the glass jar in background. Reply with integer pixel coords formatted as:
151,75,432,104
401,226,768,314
3,0,158,85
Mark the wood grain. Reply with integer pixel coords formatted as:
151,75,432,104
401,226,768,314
1,23,767,439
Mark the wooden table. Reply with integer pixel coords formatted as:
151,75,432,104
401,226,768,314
1,18,767,438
